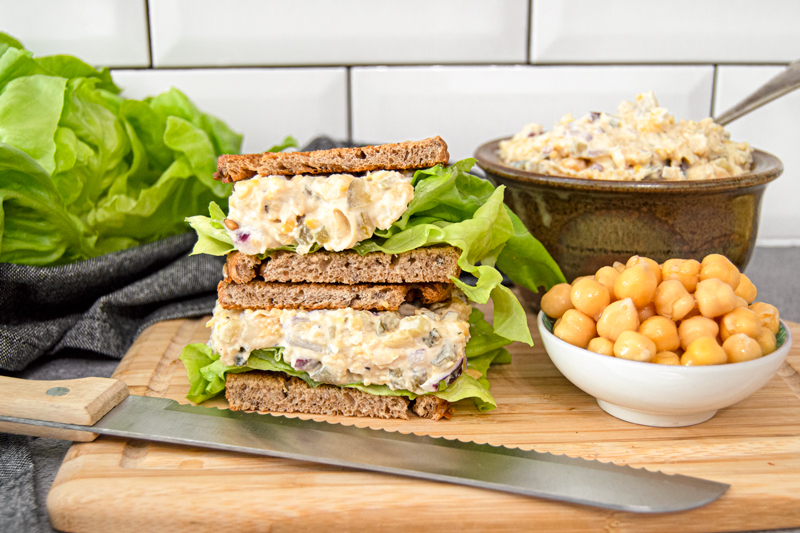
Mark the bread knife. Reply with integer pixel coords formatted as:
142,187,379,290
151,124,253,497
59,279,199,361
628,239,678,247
0,375,728,513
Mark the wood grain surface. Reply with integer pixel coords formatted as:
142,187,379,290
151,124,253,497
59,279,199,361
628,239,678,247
47,311,800,533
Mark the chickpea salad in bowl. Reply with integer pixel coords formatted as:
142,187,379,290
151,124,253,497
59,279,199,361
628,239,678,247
499,92,753,181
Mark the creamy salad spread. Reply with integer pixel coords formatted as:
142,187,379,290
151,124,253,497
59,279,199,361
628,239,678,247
225,170,414,255
499,92,753,181
208,293,472,395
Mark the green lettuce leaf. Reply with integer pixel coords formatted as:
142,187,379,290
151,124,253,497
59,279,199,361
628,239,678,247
0,144,93,264
179,308,511,410
0,74,66,174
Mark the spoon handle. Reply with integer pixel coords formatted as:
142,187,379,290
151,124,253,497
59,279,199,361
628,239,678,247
714,59,800,126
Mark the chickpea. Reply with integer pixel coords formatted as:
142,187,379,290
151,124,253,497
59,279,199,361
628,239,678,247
571,278,610,321
587,337,614,356
700,254,740,290
695,278,737,318
654,280,695,321
661,258,701,293
639,316,681,352
554,309,596,348
749,302,780,335
626,256,663,284
541,283,574,319
594,266,620,300
681,337,727,366
637,303,656,322
755,328,777,356
614,331,657,362
653,351,681,365
722,334,763,363
734,296,748,309
614,263,658,308
734,274,757,304
678,316,720,351
571,275,594,286
719,307,762,342
596,298,640,342
612,261,626,273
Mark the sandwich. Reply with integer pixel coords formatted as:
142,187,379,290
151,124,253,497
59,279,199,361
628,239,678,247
180,137,564,420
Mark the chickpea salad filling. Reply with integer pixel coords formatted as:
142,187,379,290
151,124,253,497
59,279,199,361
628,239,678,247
499,92,753,181
225,170,415,256
208,294,472,395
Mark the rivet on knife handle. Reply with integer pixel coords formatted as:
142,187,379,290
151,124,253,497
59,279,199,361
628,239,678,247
0,376,129,441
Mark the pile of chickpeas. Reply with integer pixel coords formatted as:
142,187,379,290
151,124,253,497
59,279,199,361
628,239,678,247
541,254,781,366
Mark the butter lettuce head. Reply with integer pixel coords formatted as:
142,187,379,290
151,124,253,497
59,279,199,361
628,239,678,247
181,308,511,411
0,32,296,265
187,158,565,345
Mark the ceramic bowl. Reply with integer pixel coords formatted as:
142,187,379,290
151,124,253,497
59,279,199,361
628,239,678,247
537,311,792,427
474,139,784,304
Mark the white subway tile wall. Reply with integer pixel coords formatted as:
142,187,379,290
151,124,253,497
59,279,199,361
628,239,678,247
532,0,800,64
351,66,714,161
112,69,348,153
715,67,800,244
148,0,529,67
2,1,798,241
0,0,150,67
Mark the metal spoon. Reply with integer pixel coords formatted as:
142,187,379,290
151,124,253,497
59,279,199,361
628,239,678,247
714,59,800,125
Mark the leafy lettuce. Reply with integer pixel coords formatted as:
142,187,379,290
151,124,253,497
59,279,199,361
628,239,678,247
180,308,511,411
187,158,565,345
0,32,297,265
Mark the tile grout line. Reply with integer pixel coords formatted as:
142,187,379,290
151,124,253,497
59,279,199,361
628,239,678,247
346,67,353,143
710,64,718,117
526,0,533,64
144,0,154,69
104,62,789,72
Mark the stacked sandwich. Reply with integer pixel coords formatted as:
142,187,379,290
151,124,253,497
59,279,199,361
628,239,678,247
181,137,564,420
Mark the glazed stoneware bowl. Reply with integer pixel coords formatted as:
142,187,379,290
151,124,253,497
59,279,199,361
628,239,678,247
475,139,784,302
537,311,792,427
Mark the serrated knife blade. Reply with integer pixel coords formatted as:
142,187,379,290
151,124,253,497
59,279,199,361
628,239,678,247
1,394,729,513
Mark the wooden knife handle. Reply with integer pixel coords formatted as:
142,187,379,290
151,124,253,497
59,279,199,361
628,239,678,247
0,376,129,441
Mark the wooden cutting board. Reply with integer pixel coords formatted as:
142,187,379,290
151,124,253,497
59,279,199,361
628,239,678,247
48,311,800,533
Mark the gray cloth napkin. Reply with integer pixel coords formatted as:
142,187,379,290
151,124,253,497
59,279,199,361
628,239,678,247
0,233,224,532
0,137,352,532
0,232,222,371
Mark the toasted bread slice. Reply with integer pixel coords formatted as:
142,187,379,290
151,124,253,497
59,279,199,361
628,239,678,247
217,280,453,311
223,247,461,285
215,137,449,183
225,371,452,420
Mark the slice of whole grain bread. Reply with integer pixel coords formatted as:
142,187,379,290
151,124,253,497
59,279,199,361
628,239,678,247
217,280,453,311
225,371,453,420
215,137,449,183
224,247,461,285
226,371,410,419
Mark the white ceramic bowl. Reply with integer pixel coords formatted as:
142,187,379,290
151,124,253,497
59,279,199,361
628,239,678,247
537,311,792,427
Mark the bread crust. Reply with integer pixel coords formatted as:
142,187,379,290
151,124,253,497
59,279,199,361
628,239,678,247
217,280,454,311
412,395,455,421
215,137,449,183
225,371,452,420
